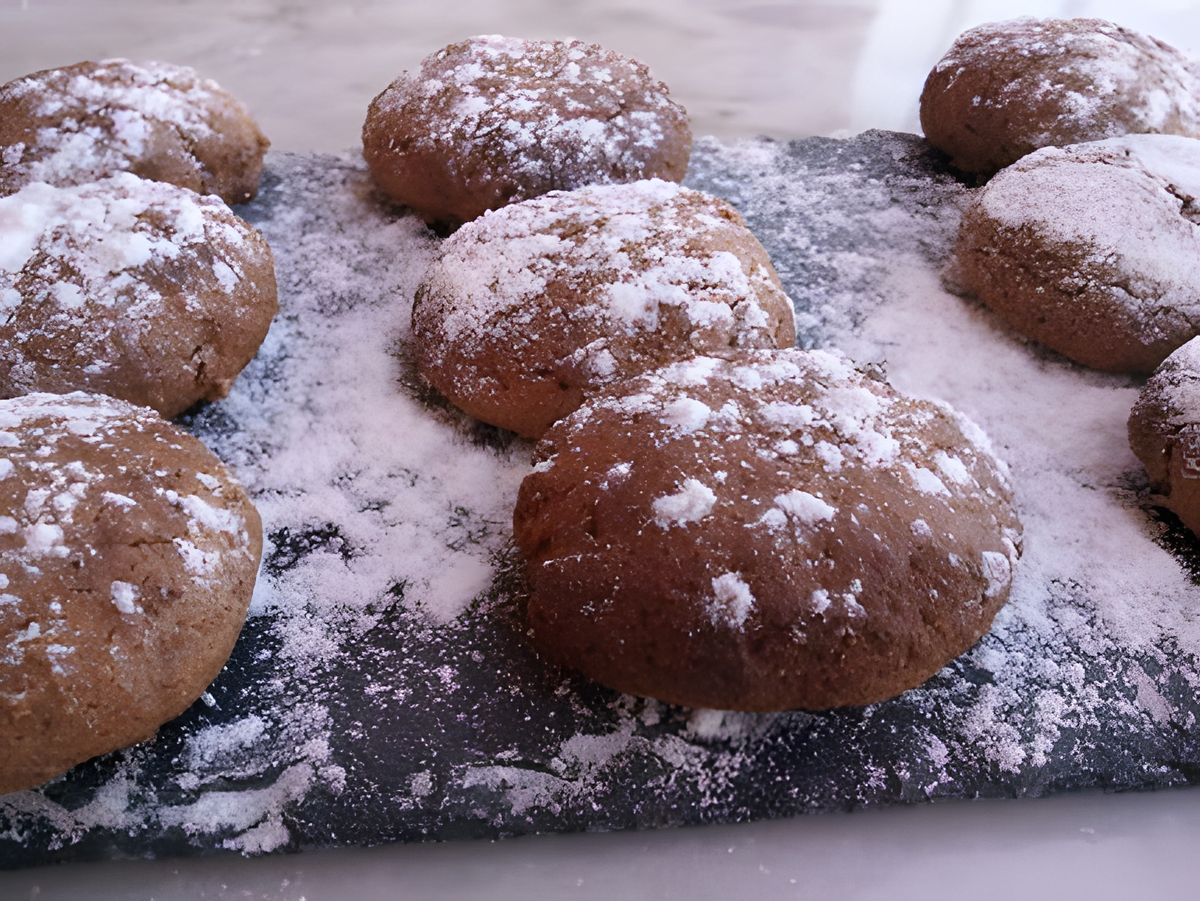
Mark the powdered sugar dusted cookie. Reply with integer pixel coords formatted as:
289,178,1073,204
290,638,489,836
952,135,1200,373
0,392,262,794
363,35,692,229
0,172,277,417
0,59,269,204
921,18,1200,178
1129,337,1200,536
513,349,1021,711
413,180,794,438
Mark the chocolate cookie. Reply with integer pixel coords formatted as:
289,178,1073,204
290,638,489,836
513,349,1022,711
1129,337,1200,537
412,179,795,438
0,59,269,205
952,135,1200,373
0,392,263,794
0,172,278,416
921,18,1200,178
363,35,692,230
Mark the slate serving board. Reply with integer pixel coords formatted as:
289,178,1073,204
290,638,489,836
5,130,1200,869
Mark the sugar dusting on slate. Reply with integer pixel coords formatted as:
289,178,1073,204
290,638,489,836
7,132,1200,865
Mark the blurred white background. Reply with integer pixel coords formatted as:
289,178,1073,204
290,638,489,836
4,0,1200,151
4,1,1200,898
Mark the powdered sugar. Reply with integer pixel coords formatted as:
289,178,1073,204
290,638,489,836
652,478,718,528
109,581,140,615
709,572,756,628
773,489,836,525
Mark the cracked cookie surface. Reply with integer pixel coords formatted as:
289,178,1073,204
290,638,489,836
0,391,262,794
0,173,277,417
514,349,1022,711
362,35,691,230
412,179,794,438
0,58,269,205
920,17,1200,178
951,134,1200,372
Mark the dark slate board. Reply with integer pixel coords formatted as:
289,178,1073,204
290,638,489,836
5,131,1200,870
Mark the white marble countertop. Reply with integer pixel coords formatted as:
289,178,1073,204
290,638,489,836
3,1,1200,897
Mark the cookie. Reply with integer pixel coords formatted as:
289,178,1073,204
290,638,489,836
0,172,278,417
412,179,795,438
951,135,1200,373
0,59,269,205
513,349,1022,712
0,392,263,794
920,18,1200,178
1129,337,1200,536
363,35,692,230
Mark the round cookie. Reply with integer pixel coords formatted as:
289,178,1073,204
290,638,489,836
952,135,1200,373
920,18,1200,178
1129,337,1200,537
0,172,278,417
363,35,692,230
0,59,269,205
413,179,795,439
513,349,1022,712
0,392,263,795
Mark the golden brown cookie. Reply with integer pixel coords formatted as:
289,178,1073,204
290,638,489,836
0,59,269,205
363,35,692,230
0,392,263,795
412,179,794,439
513,349,1022,712
920,18,1200,178
0,173,278,417
1129,337,1200,536
951,135,1200,373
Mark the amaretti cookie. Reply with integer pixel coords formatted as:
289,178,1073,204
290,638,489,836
513,349,1022,712
363,35,692,229
0,392,263,794
920,18,1200,178
0,59,269,205
1129,337,1200,537
0,172,278,417
952,135,1200,373
413,179,795,438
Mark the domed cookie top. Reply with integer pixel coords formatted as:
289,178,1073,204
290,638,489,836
1129,337,1200,537
514,349,1022,711
0,59,269,204
0,172,278,417
920,18,1200,177
0,392,263,794
413,179,795,438
363,35,692,229
952,134,1200,373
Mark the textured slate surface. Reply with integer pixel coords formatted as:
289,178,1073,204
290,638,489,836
5,131,1200,869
